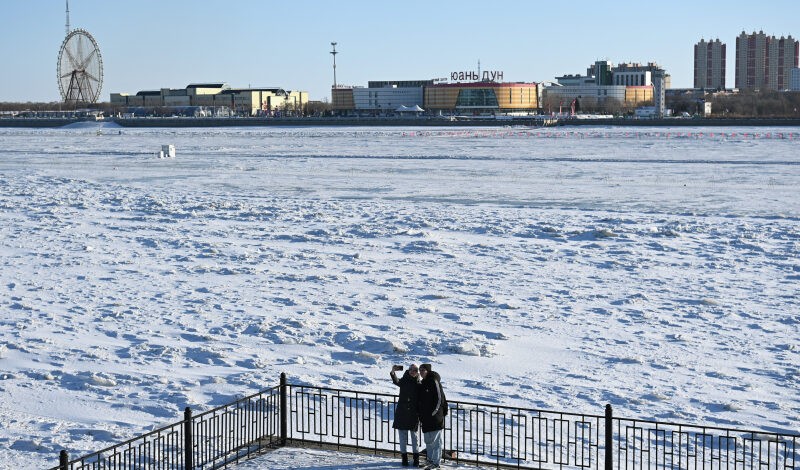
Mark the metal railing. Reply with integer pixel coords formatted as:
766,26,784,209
283,381,606,469
51,374,799,470
50,385,281,470
611,416,798,470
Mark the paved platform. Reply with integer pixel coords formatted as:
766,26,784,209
234,446,495,469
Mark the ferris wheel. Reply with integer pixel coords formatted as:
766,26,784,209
57,28,103,104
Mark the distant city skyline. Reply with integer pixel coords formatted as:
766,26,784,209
1,0,800,102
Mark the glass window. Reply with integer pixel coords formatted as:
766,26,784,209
455,88,498,108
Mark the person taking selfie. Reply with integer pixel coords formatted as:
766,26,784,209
390,364,421,466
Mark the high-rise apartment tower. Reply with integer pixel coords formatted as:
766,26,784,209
694,39,726,89
735,31,799,90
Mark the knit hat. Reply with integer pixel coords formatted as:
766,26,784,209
420,363,432,373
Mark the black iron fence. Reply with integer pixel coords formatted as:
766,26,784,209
51,373,799,470
50,385,281,470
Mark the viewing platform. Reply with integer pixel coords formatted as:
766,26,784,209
49,375,800,470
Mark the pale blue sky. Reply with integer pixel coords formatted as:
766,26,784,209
2,0,799,102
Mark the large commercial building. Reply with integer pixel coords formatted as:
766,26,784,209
735,31,799,90
111,83,309,116
543,84,653,112
345,80,433,115
332,82,427,115
354,86,424,114
544,83,621,111
332,79,538,115
424,82,538,114
542,61,666,113
694,39,726,89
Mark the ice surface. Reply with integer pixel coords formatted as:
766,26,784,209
0,125,798,468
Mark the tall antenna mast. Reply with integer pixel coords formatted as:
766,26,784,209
330,42,338,88
65,0,71,35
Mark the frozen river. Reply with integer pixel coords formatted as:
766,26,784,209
0,125,798,468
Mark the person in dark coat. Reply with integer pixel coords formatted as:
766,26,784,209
417,363,447,469
391,364,421,466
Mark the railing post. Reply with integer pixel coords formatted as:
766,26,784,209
59,449,68,470
605,404,613,470
280,372,288,446
184,406,193,470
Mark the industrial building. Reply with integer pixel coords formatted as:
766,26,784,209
111,83,309,116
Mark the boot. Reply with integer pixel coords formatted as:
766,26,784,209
413,453,420,467
401,453,409,466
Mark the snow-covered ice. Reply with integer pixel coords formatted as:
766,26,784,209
0,125,798,468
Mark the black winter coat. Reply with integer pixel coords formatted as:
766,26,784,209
392,371,420,430
417,371,447,433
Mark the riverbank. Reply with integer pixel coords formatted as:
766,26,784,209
3,116,800,128
109,116,554,128
556,117,800,127
0,118,87,128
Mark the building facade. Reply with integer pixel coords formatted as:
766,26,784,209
368,80,434,89
735,31,799,90
653,69,666,117
352,84,426,115
331,87,355,112
590,61,613,86
111,83,309,116
332,80,432,114
694,39,726,89
332,81,538,115
424,82,538,114
612,62,670,88
542,61,665,113
543,84,627,112
792,68,800,91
